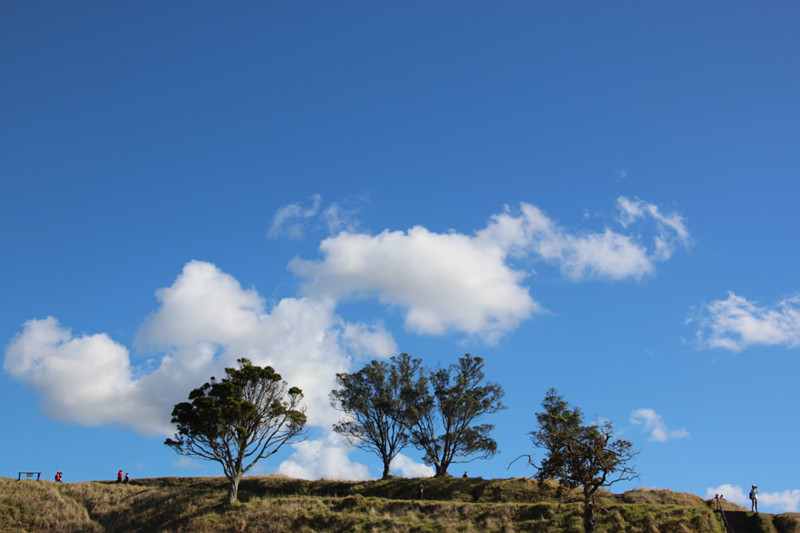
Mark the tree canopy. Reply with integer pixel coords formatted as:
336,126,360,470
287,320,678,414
406,354,505,477
330,353,426,479
527,388,638,533
165,358,306,504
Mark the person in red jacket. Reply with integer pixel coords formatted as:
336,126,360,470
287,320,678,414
117,469,123,483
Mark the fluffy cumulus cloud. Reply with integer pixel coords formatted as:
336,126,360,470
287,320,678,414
4,261,397,439
706,484,749,507
290,226,541,342
4,317,148,429
705,484,800,513
630,408,689,442
291,197,690,341
762,490,800,513
693,292,800,352
391,453,435,478
278,437,433,480
277,433,373,480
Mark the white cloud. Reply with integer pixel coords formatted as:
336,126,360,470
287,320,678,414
705,484,800,513
268,194,322,239
694,292,800,352
705,484,749,507
341,321,398,359
277,438,433,480
4,261,397,436
630,408,689,442
391,453,435,478
762,489,800,513
268,194,368,239
320,194,370,235
290,226,541,342
290,198,689,342
278,434,372,480
617,197,691,261
478,202,657,281
3,317,148,430
475,197,690,281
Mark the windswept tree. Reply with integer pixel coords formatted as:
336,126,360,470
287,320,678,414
330,353,427,479
165,358,306,504
525,388,638,533
407,354,505,477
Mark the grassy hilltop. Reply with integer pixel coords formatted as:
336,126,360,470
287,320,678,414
2,475,799,532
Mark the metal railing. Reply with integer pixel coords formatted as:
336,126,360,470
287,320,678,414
715,494,733,533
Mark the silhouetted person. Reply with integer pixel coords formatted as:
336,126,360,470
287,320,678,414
462,471,468,479
124,472,130,484
418,480,424,499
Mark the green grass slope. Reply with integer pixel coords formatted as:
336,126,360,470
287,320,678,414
2,475,798,533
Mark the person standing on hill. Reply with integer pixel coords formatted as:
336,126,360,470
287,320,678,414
54,471,62,483
117,469,123,483
749,485,758,512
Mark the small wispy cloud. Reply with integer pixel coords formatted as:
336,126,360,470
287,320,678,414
692,292,800,352
268,194,369,239
630,408,689,442
268,194,322,239
616,197,691,261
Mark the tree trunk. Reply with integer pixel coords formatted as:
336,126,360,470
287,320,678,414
227,473,242,505
583,494,596,533
382,461,391,479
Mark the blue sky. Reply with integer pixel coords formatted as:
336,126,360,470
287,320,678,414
2,1,799,513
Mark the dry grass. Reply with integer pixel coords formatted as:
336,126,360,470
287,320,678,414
773,514,800,533
3,475,796,533
0,477,102,532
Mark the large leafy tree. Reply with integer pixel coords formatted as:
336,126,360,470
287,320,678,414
527,389,638,533
330,353,426,479
165,358,307,504
407,354,505,477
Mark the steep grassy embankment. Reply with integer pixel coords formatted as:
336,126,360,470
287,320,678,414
2,476,798,532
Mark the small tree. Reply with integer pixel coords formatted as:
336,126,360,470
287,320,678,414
526,389,638,533
165,358,306,504
407,354,505,477
330,353,426,479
